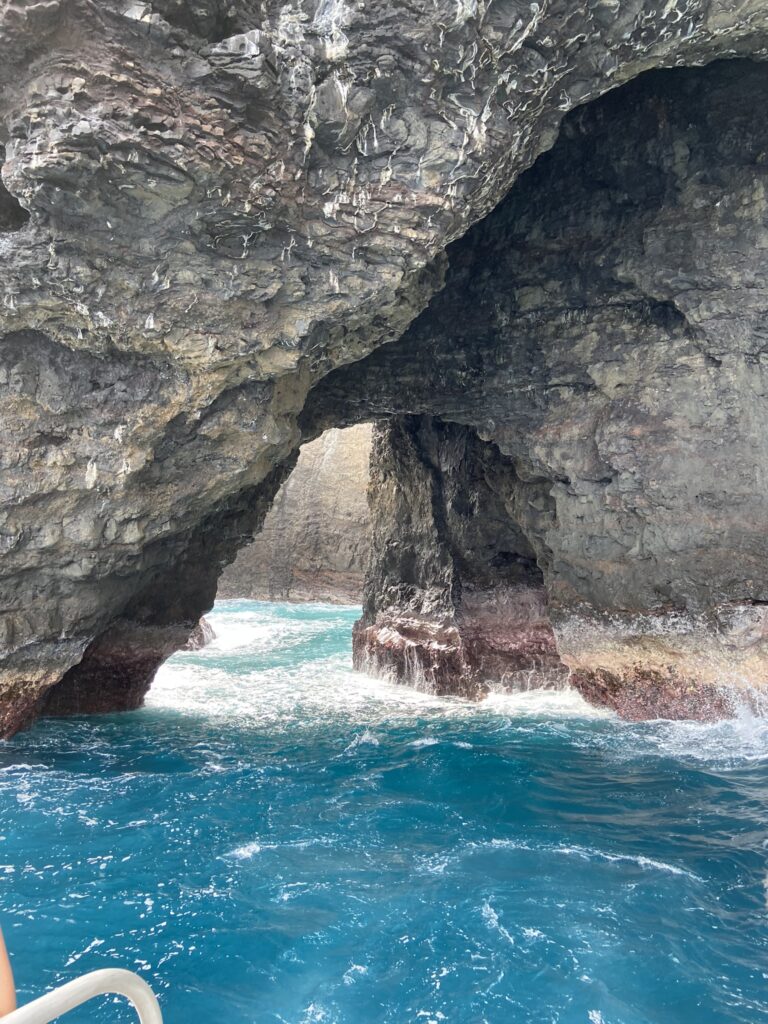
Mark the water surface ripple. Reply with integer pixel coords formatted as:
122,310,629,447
1,601,767,1024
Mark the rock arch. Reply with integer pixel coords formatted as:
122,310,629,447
1,2,768,733
304,58,768,718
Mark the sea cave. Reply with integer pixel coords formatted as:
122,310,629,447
0,3,767,1022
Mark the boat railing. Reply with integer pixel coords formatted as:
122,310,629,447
2,968,162,1024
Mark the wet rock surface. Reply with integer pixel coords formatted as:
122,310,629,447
183,617,216,651
219,425,371,604
1,2,768,731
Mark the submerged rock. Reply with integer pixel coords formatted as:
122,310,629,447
184,617,216,651
1,3,768,730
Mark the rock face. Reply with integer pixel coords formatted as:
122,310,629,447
219,425,371,603
1,2,768,732
353,418,567,697
183,617,216,651
307,59,768,720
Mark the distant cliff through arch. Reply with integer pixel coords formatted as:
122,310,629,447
219,425,372,605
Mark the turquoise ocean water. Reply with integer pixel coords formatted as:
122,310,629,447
1,600,767,1024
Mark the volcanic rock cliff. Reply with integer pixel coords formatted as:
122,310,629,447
1,0,768,733
218,424,371,603
309,59,768,717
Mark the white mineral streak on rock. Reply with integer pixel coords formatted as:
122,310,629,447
313,0,350,61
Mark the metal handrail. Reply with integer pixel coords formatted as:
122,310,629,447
2,968,162,1024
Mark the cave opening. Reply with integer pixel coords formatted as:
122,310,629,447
25,54,768,731
297,56,768,718
215,413,566,701
218,423,374,606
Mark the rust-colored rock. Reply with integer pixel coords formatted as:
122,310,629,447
569,667,733,723
42,620,191,717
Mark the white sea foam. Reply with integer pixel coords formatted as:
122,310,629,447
481,900,515,945
204,607,327,654
641,706,768,766
482,837,701,881
206,618,274,652
344,729,380,752
228,841,262,860
300,1003,329,1023
147,602,768,773
482,687,614,719
342,963,368,985
585,696,768,769
150,653,611,732
150,603,610,729
551,844,702,881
